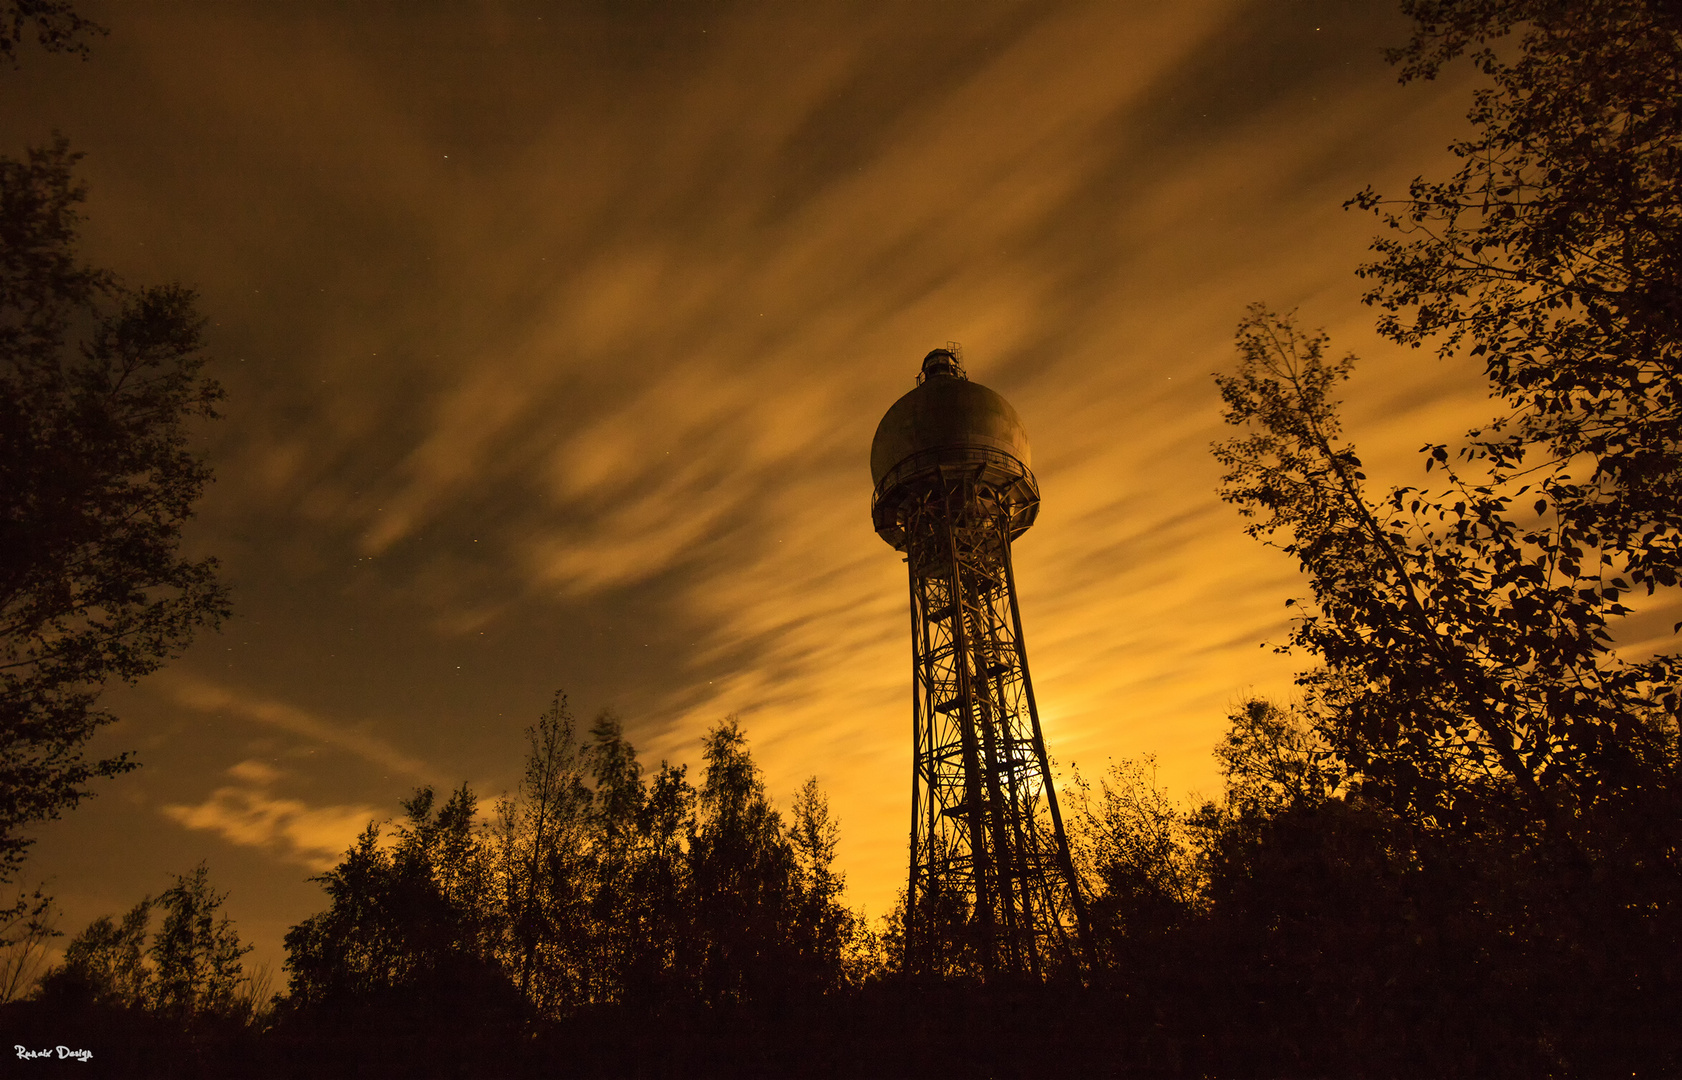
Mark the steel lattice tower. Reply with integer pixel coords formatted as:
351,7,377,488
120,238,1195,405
870,346,1093,982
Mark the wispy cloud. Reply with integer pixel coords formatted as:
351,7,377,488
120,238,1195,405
162,674,440,786
162,760,380,872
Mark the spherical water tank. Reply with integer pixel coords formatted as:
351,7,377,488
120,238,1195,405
870,349,1039,551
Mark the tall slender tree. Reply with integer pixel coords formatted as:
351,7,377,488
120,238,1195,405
0,139,229,881
492,692,592,1012
580,708,644,1002
786,776,857,994
688,716,797,1005
149,863,251,1022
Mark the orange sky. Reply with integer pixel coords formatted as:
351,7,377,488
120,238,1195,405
7,0,1614,977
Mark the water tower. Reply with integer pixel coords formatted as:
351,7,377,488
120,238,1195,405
870,345,1092,981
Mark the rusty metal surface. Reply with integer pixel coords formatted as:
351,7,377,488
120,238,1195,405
870,447,1039,553
869,372,1033,490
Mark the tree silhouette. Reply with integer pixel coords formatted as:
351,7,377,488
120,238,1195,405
1349,0,1682,829
1363,1,1682,578
0,884,58,1002
492,693,592,1012
1213,699,1344,817
149,864,252,1022
1208,28,1682,1065
37,863,255,1025
285,786,501,1010
1194,9,1680,1071
0,0,104,66
786,776,863,994
1067,757,1202,977
579,708,659,1002
1215,304,1682,843
688,716,799,1005
38,897,151,1009
0,139,229,882
614,757,696,1003
280,699,863,1039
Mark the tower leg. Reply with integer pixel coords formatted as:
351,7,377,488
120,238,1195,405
906,564,922,977
902,479,1090,981
1004,535,1097,973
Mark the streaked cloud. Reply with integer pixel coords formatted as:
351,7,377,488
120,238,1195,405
162,674,441,787
162,761,380,872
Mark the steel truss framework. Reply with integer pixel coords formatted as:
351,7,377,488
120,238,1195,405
895,468,1093,982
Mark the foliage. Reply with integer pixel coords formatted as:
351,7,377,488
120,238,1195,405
1067,757,1202,974
0,883,58,1002
0,138,229,882
1368,0,1681,493
1194,4,1682,1070
17,693,1668,1076
687,715,798,1004
41,896,151,1008
37,862,257,1024
1215,305,1679,836
1069,703,1349,980
492,692,592,1010
1213,698,1345,816
1057,699,1667,1075
588,752,695,1003
283,700,864,1026
787,777,866,991
0,0,103,65
1345,0,1682,823
149,864,253,1021
284,785,501,1009
1212,307,1682,1070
